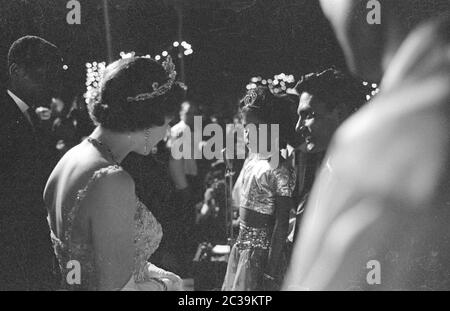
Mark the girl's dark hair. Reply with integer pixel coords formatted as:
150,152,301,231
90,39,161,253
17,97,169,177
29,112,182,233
240,86,296,148
89,57,184,132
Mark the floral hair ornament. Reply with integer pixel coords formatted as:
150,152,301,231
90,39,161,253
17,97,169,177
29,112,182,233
127,55,186,102
243,89,258,107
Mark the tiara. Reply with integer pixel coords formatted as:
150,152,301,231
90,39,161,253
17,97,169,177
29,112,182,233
127,56,185,102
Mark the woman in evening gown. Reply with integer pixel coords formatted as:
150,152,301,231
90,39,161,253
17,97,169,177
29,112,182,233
222,86,296,291
44,56,184,290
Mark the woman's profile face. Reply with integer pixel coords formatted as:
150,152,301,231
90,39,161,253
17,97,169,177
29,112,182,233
134,116,172,155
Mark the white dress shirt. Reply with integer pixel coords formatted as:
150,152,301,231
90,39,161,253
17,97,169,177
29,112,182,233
168,120,198,176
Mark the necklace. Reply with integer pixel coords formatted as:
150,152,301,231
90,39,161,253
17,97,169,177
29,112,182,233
87,137,120,166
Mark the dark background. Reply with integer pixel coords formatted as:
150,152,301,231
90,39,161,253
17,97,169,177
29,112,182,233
0,0,347,113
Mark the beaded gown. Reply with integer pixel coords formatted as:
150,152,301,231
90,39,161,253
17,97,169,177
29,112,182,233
222,153,296,291
50,164,163,290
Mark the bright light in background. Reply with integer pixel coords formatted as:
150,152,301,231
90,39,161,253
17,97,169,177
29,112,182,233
120,51,135,59
157,40,194,58
84,43,195,106
364,82,380,101
246,83,257,90
84,61,107,104
246,73,296,95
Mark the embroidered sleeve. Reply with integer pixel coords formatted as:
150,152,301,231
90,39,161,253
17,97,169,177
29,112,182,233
271,165,296,197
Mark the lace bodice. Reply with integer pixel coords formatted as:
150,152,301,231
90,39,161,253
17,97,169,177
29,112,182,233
51,165,162,290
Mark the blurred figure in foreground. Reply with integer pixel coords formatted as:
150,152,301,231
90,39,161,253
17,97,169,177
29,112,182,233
285,1,450,290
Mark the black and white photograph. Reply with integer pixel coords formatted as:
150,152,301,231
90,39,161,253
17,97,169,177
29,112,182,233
0,0,449,296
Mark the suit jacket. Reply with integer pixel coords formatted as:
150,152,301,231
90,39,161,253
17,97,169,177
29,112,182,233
0,89,58,290
285,17,450,290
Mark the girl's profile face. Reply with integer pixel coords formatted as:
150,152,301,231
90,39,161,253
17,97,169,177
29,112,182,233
242,111,275,154
242,112,259,147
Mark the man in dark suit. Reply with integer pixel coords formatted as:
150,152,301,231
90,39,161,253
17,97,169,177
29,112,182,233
0,36,63,290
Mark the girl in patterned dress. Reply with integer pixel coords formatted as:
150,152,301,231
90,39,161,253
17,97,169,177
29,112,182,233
223,86,296,291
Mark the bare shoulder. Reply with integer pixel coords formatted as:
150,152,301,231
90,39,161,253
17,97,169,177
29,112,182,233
89,166,135,200
74,167,136,232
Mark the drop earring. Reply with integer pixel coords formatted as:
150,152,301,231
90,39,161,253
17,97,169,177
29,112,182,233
144,129,151,154
128,134,134,149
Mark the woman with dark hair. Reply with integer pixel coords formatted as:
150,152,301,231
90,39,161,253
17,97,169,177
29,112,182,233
222,86,296,291
44,56,184,291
